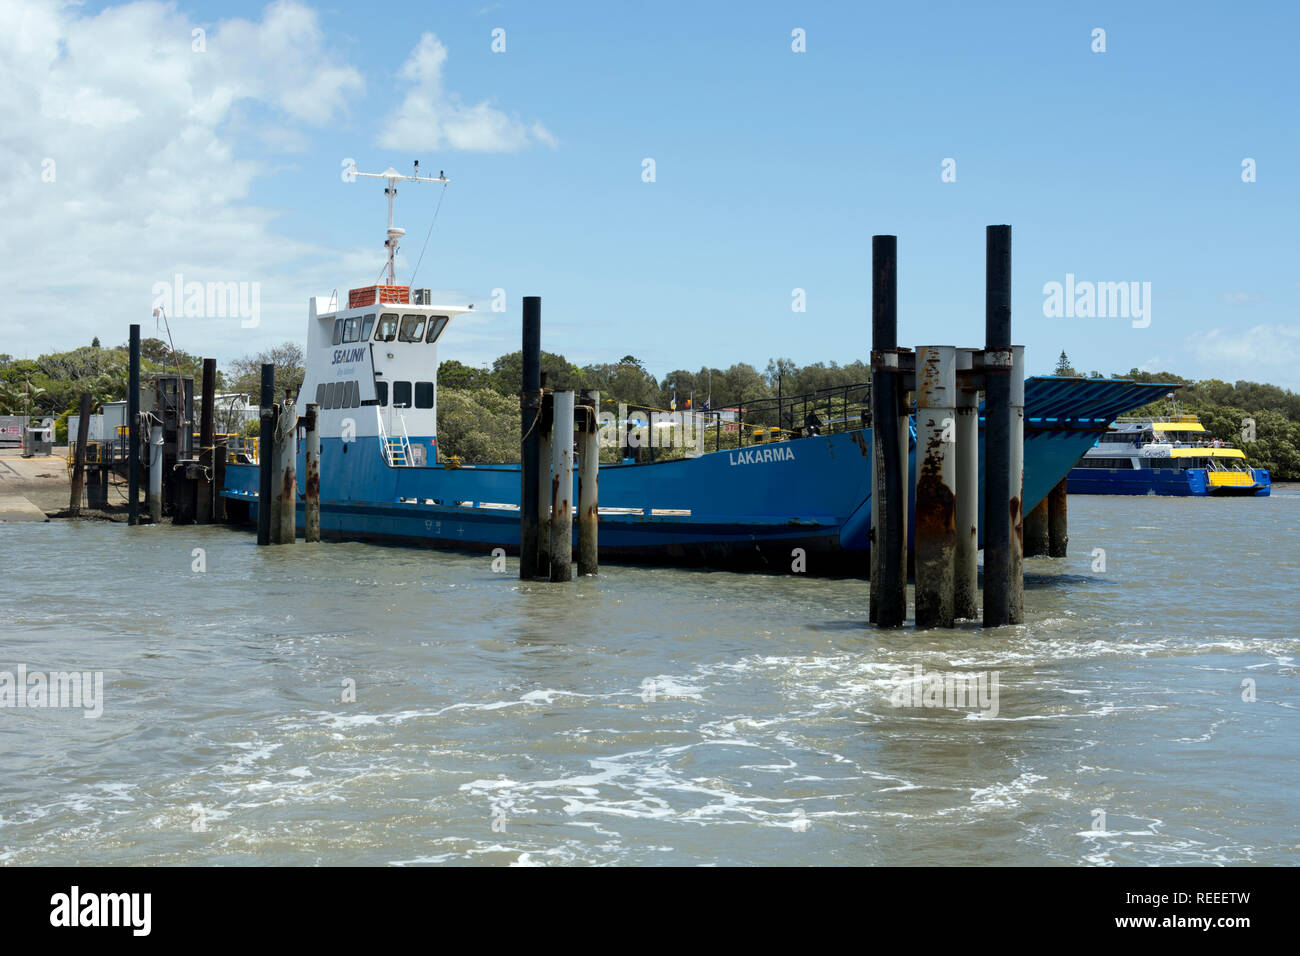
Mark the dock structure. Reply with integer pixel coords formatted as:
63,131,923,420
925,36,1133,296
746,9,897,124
519,298,597,583
869,225,1027,629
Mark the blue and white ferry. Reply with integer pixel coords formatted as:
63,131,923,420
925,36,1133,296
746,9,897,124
217,169,1177,571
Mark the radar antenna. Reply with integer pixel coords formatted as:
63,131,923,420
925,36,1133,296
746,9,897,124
348,161,450,285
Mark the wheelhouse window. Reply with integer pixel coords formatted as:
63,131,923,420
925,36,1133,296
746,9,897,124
343,317,359,343
375,380,388,407
414,382,434,408
360,313,376,341
332,318,344,345
375,313,399,342
315,383,326,407
393,381,412,408
426,315,450,343
398,314,426,342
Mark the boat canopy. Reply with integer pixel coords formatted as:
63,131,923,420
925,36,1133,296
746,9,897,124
1152,421,1205,433
1170,447,1246,459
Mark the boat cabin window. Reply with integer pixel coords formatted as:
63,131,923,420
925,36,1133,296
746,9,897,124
375,380,388,407
343,317,359,343
375,313,399,342
332,318,344,345
393,381,412,408
415,382,434,409
360,313,376,341
315,383,326,407
398,314,426,342
426,315,450,343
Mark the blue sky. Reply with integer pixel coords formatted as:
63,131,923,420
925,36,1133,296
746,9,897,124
5,0,1299,387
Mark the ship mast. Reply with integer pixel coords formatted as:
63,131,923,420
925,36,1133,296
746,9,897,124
351,161,450,285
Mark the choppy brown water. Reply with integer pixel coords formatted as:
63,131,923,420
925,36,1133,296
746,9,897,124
1,491,1297,865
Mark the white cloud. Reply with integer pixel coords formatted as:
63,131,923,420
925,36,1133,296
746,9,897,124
0,0,367,362
378,33,555,153
1187,324,1300,385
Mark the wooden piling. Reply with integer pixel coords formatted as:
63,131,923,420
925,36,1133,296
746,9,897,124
870,235,907,627
256,364,274,546
197,357,216,524
1048,478,1069,557
127,325,140,526
577,389,600,576
304,402,320,543
982,225,1014,628
914,346,957,628
549,389,575,582
954,349,980,619
69,392,91,517
519,297,542,579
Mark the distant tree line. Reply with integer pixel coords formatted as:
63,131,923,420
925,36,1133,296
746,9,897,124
6,340,1300,479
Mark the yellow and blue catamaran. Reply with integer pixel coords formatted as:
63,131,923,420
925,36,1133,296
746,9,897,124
1067,414,1270,496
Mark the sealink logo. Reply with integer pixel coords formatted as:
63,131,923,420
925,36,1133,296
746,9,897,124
50,886,151,936
331,347,367,364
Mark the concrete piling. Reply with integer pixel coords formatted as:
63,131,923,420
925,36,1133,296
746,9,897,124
213,435,227,523
148,423,163,523
519,297,542,579
304,402,320,543
1009,345,1026,624
914,345,957,628
256,364,274,546
276,399,297,545
1048,478,1069,557
549,389,575,582
1023,499,1050,556
577,389,600,576
536,382,553,578
954,349,980,619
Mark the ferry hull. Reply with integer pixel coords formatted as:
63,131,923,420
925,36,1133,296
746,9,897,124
220,423,1108,574
1066,466,1271,497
